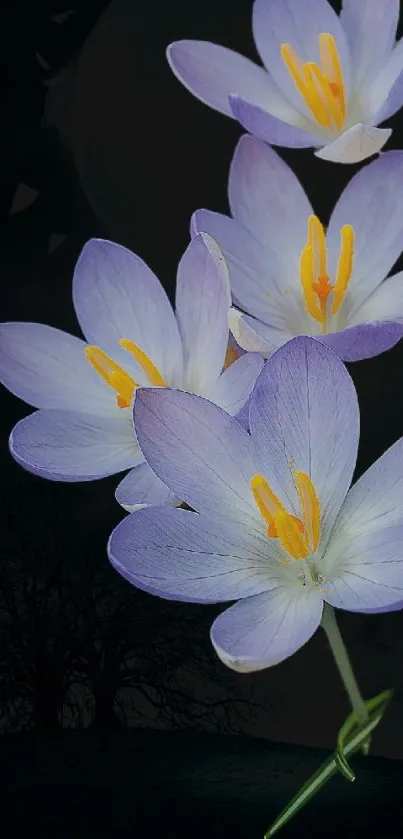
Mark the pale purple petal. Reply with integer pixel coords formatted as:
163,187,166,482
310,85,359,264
249,336,359,547
175,233,230,393
324,526,403,612
115,461,180,512
328,437,403,541
203,352,264,416
230,96,322,148
228,309,286,357
210,586,323,672
340,1,398,90
191,210,273,319
375,69,403,124
314,124,391,164
252,0,350,113
166,40,296,119
318,321,403,361
108,505,281,603
351,272,403,323
371,39,403,121
133,388,262,531
72,238,183,384
228,136,312,276
326,151,403,314
0,322,114,415
10,409,142,481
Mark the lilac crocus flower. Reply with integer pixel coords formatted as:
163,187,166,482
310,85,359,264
168,0,403,164
108,337,403,672
0,233,263,511
193,135,403,362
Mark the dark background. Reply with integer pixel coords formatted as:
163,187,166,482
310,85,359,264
2,1,403,836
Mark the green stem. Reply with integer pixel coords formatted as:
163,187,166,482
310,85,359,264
321,603,368,726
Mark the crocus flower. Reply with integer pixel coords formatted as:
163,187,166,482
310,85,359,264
192,134,403,362
0,234,263,511
167,0,403,164
108,336,403,672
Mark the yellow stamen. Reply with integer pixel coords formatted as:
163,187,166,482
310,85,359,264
250,473,286,536
281,33,346,130
251,470,321,561
85,346,137,409
331,224,355,315
274,511,309,560
308,214,327,279
293,471,321,553
303,63,333,128
119,339,167,387
319,33,345,116
300,244,325,324
300,216,355,326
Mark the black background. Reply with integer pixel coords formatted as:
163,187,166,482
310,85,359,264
2,1,403,836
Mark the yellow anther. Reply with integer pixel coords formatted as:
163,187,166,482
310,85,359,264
274,511,309,560
293,471,321,553
251,470,321,561
308,215,327,280
303,63,334,128
300,244,325,324
281,33,346,130
319,33,345,116
250,473,286,536
331,224,355,315
119,339,167,387
85,346,137,409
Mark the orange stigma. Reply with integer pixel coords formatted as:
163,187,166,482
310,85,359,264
281,33,346,131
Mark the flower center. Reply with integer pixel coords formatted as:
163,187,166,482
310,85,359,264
300,214,354,331
281,33,346,131
250,471,321,560
85,339,166,408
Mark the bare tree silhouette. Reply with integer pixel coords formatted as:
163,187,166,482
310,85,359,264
0,482,262,737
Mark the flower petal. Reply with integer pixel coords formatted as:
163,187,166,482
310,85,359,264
249,336,359,546
72,238,183,384
328,437,403,540
175,233,230,393
10,408,142,481
228,135,312,270
326,151,403,314
375,69,403,123
203,352,264,416
0,322,114,414
210,586,323,672
133,387,262,530
315,123,391,163
324,525,403,612
191,210,277,320
318,321,403,361
230,96,322,148
115,461,180,512
228,309,287,357
370,39,403,121
351,272,403,323
166,40,295,118
340,0,398,90
108,505,280,603
252,0,350,112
